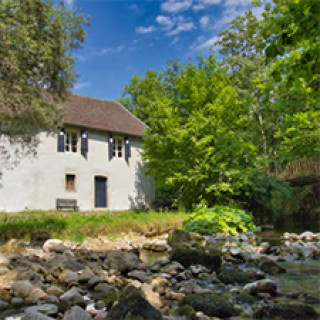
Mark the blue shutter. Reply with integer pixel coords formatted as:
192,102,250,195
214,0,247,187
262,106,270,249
57,129,65,152
81,129,88,154
108,135,113,161
125,136,131,159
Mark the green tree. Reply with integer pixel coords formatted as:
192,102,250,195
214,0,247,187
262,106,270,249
0,0,88,145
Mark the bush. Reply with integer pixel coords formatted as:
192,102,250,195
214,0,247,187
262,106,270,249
182,205,258,235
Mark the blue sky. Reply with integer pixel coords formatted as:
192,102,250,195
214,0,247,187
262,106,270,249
66,0,260,101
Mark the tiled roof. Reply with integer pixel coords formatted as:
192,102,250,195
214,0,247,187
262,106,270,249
61,94,146,137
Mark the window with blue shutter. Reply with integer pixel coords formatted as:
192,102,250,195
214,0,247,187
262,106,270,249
108,135,113,161
81,129,88,154
57,129,65,152
125,136,131,159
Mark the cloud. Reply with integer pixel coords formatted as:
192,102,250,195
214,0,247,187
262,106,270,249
64,0,75,6
167,16,195,35
200,15,210,27
99,45,125,55
156,15,175,30
128,4,141,13
74,82,90,90
136,26,156,34
171,37,180,45
161,0,193,13
191,35,219,52
224,0,252,7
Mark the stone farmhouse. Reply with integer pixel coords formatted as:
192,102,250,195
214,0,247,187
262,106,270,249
0,94,155,212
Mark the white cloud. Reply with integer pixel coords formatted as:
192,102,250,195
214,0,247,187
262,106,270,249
161,0,192,13
74,82,90,90
136,26,156,34
167,16,195,35
191,35,219,52
156,15,175,30
171,37,180,45
224,0,252,7
200,15,210,27
64,0,75,6
99,45,125,55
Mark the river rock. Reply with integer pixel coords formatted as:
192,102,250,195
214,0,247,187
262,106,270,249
141,283,162,308
180,293,238,318
106,250,143,273
253,303,319,319
43,239,67,253
63,306,92,320
0,253,10,267
299,231,315,241
107,285,162,319
169,229,205,249
143,239,169,252
218,267,251,285
170,247,221,270
60,287,84,304
243,279,277,296
25,304,58,316
29,288,48,300
128,270,151,282
59,270,78,284
258,259,286,275
11,280,33,298
47,285,64,296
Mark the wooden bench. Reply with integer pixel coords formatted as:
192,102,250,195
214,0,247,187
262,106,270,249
56,198,78,211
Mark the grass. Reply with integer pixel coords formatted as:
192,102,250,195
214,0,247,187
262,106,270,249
0,210,187,243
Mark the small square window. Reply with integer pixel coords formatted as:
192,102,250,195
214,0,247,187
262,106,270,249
65,174,76,192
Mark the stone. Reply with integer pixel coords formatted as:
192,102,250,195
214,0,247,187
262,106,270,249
93,288,119,309
29,287,48,300
59,270,78,284
22,310,56,320
46,285,64,296
0,300,9,311
25,304,58,316
169,229,205,249
63,306,92,320
299,231,315,241
170,247,221,270
217,267,251,285
60,287,83,303
0,266,10,275
106,285,162,320
258,259,286,275
43,239,67,253
243,279,277,296
11,296,24,306
180,293,238,318
253,303,318,319
173,305,197,320
128,270,151,282
141,283,162,308
106,250,143,273
11,280,33,298
0,253,10,267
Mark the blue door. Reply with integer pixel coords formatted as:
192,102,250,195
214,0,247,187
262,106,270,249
95,177,107,208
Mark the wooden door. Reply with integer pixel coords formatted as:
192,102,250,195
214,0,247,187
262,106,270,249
95,176,107,208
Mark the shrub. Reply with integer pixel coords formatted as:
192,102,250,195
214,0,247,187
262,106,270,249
182,205,258,235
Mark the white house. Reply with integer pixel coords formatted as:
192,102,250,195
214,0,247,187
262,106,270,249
0,94,155,212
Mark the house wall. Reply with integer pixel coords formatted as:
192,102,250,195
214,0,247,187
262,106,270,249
0,128,155,212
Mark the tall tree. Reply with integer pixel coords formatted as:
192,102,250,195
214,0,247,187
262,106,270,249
0,0,88,147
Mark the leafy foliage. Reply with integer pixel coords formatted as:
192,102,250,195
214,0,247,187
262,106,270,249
182,205,258,235
0,0,88,145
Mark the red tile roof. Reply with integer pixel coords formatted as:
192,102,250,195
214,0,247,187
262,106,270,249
62,94,146,137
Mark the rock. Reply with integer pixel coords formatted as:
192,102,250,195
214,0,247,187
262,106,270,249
258,259,286,275
43,239,67,253
11,296,24,306
63,306,92,320
106,250,143,273
169,229,205,249
173,305,197,320
170,247,221,270
60,287,84,303
300,231,315,241
0,300,9,311
300,244,317,259
29,288,48,300
243,279,277,296
93,288,119,309
107,285,162,320
217,267,251,285
0,266,10,275
22,310,56,320
11,280,33,298
143,239,169,252
141,283,162,308
253,303,318,319
59,270,78,284
0,253,10,267
127,270,151,283
25,304,58,316
94,283,114,293
180,293,238,318
47,285,64,296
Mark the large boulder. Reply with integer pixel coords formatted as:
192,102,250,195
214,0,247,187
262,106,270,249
180,293,238,318
106,250,143,273
170,247,221,270
253,303,318,319
243,279,277,296
258,259,286,275
43,239,67,253
169,229,205,249
107,285,162,320
217,267,251,285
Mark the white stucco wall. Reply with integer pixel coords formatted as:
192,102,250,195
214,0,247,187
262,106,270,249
0,128,155,212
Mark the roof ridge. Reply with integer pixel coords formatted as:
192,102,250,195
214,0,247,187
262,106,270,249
71,93,115,103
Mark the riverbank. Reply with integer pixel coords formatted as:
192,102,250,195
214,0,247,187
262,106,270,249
0,229,319,319
0,211,186,242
